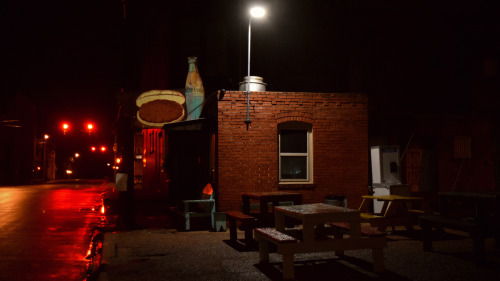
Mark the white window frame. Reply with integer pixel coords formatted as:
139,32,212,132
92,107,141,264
278,122,313,183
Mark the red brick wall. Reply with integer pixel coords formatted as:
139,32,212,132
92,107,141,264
217,91,369,211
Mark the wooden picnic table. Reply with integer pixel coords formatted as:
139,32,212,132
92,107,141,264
241,191,302,226
438,192,498,220
254,203,387,279
419,191,500,262
359,194,425,232
275,203,362,241
225,191,302,248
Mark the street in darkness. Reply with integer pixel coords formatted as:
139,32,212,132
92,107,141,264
0,180,108,281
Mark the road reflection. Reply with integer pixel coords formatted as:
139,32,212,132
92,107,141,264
0,182,107,281
0,188,28,231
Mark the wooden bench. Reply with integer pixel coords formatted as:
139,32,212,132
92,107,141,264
329,222,386,237
254,227,386,280
360,213,385,220
419,214,491,262
361,211,423,232
226,211,257,246
325,222,386,257
253,227,298,280
359,213,390,231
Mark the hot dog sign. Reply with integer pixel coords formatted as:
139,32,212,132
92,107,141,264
136,57,205,127
136,90,186,127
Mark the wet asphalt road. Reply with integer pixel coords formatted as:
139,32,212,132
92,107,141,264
0,180,108,281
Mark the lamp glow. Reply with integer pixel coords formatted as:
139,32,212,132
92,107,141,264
250,7,266,18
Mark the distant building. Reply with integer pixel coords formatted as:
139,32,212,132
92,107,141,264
0,94,37,185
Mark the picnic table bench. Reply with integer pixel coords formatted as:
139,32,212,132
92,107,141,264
359,194,425,232
420,214,484,252
254,203,387,280
328,222,386,237
226,192,302,248
226,210,258,247
254,226,386,280
253,227,298,279
419,192,500,263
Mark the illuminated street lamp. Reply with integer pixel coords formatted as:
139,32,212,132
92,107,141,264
245,6,266,124
41,134,50,181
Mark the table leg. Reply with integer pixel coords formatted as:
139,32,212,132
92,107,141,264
421,220,433,251
242,196,250,215
303,223,315,242
282,254,295,280
275,211,285,232
332,230,345,256
258,241,269,263
380,201,390,216
350,219,361,239
260,199,271,226
359,197,370,212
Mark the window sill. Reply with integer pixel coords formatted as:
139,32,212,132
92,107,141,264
278,182,315,190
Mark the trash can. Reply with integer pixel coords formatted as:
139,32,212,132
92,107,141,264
325,195,347,208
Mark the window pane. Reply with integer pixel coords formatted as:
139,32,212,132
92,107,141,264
280,156,307,179
280,130,307,153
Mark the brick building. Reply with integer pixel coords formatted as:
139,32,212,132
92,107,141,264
136,90,499,212
217,90,368,211
137,90,369,210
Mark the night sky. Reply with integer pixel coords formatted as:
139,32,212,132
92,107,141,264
2,0,499,135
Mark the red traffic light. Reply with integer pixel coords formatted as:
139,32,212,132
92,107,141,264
62,122,70,134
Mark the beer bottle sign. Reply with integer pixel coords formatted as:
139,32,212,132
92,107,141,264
185,57,204,120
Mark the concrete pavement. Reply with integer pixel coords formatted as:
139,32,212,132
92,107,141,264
95,197,500,281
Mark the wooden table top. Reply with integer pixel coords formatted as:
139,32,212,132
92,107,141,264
362,195,423,201
242,191,302,199
275,203,360,219
439,192,498,200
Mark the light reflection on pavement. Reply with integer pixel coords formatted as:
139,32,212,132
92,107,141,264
0,181,107,281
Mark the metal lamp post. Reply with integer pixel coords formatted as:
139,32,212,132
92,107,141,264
245,6,266,124
43,134,49,181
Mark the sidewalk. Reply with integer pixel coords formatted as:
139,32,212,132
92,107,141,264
96,198,500,281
